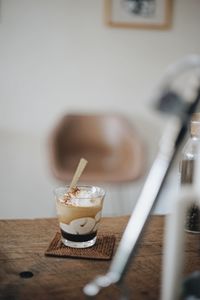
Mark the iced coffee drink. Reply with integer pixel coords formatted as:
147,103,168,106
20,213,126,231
54,185,105,248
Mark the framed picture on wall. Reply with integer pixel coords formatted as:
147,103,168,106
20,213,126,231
104,0,172,30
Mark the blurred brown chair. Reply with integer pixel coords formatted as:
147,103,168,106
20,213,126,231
49,113,145,183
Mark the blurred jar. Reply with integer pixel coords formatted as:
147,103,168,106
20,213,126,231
180,113,200,233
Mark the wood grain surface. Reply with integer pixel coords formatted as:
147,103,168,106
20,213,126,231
0,216,200,300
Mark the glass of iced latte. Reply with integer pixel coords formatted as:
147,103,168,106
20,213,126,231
54,185,105,248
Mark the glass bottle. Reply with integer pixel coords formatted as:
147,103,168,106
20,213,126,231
180,113,200,233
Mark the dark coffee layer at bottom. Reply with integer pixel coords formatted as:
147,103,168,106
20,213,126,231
61,229,97,242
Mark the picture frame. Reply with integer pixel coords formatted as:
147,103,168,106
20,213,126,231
104,0,172,30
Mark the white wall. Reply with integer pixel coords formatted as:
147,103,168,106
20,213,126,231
0,0,200,218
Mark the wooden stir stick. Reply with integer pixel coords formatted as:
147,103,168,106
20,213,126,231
69,158,88,191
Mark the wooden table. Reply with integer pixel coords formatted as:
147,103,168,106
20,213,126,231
0,216,200,300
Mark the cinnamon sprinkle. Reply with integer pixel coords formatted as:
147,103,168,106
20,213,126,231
63,187,80,204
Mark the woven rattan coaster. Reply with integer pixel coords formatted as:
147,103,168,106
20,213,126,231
45,232,116,260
